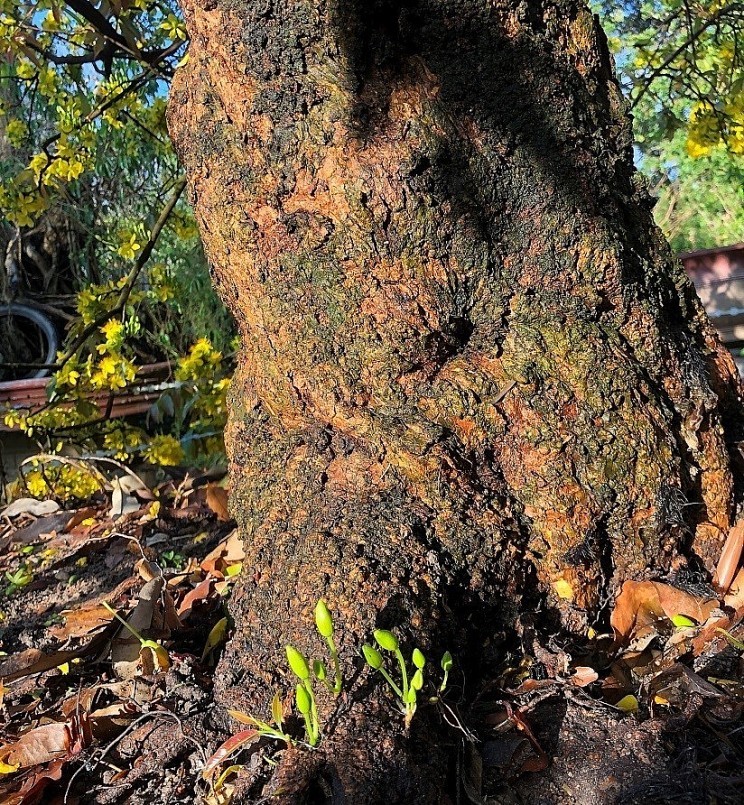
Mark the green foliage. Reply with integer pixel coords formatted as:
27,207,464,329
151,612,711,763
0,1,234,478
3,328,234,484
594,1,744,250
596,1,744,154
4,565,34,596
0,1,184,227
638,130,744,252
159,549,186,571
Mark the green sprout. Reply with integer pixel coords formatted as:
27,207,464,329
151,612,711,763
286,644,320,746
160,549,186,570
440,650,453,693
363,629,429,723
236,600,343,749
4,566,34,596
227,692,291,744
102,600,170,670
315,599,342,695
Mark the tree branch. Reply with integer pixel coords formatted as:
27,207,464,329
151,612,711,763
631,3,743,109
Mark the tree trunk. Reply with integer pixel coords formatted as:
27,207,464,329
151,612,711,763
168,0,743,800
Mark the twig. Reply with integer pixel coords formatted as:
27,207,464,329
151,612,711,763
63,709,207,804
631,3,741,110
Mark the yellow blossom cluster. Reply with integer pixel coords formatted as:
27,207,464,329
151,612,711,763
104,426,147,461
0,181,48,227
91,354,137,391
22,464,102,503
176,338,223,382
0,0,234,491
148,263,175,302
143,435,185,467
98,320,127,354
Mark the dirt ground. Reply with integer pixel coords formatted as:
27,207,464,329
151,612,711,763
1,483,743,804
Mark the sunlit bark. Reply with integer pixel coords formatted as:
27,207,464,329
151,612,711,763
168,1,742,799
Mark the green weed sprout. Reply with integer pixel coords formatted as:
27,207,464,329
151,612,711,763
363,629,428,723
4,566,34,596
286,645,320,746
102,600,170,670
428,651,454,703
280,600,344,747
440,650,453,693
315,599,342,695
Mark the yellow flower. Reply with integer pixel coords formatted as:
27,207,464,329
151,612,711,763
148,263,175,301
144,435,184,467
176,338,223,381
97,319,126,354
160,14,186,40
25,472,49,499
54,361,80,389
91,355,136,390
52,158,85,182
29,152,50,182
38,67,58,98
117,232,142,260
5,119,27,147
41,11,62,32
102,107,124,130
686,103,721,159
15,61,35,80
103,426,145,460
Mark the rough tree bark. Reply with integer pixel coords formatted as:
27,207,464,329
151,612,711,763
168,0,743,800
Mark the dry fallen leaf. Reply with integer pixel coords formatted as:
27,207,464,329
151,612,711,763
64,507,101,531
611,580,718,644
49,603,111,641
178,577,215,619
0,723,71,769
1,499,60,519
111,577,165,679
205,483,230,521
0,624,116,683
724,567,744,611
713,520,744,593
569,666,599,687
0,757,66,804
88,701,140,742
201,530,243,575
202,729,259,781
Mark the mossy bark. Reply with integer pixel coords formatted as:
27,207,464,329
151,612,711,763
168,1,743,800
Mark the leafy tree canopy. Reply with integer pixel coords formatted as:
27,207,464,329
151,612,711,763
0,1,233,481
595,0,744,251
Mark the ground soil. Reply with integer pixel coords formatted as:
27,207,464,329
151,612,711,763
1,490,743,804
